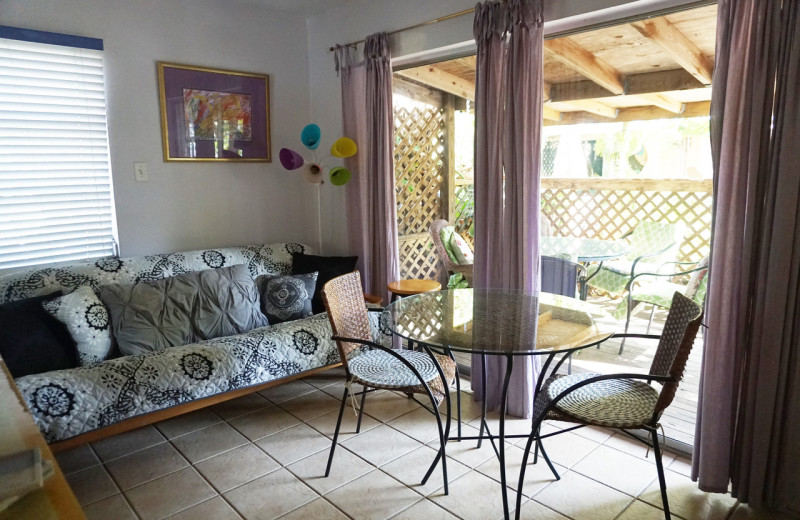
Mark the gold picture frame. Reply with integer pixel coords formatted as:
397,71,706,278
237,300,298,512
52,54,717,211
157,62,271,162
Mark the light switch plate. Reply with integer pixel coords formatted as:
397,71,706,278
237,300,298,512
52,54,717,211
134,162,148,182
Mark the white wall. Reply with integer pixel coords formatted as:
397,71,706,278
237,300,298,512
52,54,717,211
2,0,316,257
306,0,709,254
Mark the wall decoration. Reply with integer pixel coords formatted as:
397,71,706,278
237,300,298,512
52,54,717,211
157,62,270,162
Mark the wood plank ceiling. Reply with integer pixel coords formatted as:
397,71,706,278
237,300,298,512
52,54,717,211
394,4,716,125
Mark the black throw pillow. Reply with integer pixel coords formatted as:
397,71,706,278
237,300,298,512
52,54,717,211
291,253,358,313
0,292,79,378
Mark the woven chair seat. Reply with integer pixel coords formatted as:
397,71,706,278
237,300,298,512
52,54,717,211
546,373,659,428
349,349,440,389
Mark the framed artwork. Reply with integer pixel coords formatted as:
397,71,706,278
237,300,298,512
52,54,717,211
157,62,271,162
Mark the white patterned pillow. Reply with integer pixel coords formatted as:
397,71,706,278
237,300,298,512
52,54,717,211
42,285,112,366
260,272,317,324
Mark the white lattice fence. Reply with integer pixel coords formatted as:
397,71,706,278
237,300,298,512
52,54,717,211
541,178,712,263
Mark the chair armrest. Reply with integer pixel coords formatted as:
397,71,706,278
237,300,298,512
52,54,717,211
628,264,708,286
629,241,678,276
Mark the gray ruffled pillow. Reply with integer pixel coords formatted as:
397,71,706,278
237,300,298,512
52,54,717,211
100,264,268,356
260,272,317,324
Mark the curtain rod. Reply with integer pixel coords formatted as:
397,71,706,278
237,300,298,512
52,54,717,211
328,7,476,52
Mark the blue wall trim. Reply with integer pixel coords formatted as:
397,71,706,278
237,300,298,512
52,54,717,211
0,25,103,50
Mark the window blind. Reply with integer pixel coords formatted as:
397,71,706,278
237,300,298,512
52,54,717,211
0,27,116,270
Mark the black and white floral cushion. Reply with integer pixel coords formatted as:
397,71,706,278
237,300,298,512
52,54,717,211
42,285,112,365
261,272,317,323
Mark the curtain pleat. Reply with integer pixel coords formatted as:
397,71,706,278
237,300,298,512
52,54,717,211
693,0,800,512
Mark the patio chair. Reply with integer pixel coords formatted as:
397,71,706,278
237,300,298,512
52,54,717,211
614,256,709,354
515,292,703,520
585,220,686,298
321,271,457,493
541,255,585,373
430,219,473,287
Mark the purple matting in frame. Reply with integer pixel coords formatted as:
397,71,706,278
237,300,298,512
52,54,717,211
158,62,270,161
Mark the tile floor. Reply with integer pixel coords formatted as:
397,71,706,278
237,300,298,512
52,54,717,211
57,368,787,520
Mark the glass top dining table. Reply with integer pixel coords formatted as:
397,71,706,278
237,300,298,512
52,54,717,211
381,289,613,356
541,236,629,262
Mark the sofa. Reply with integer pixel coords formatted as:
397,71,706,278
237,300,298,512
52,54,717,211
0,243,388,450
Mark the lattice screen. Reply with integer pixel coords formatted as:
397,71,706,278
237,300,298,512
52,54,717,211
393,102,447,283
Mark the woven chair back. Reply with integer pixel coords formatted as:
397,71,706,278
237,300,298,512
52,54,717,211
430,219,461,272
321,271,372,372
649,292,703,414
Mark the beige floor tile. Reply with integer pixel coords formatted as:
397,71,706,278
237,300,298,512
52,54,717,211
516,498,570,520
82,494,137,520
729,503,797,520
154,408,223,439
603,433,677,466
534,470,634,520
195,443,280,493
258,379,317,403
475,443,565,496
286,445,374,495
210,392,272,421
437,424,513,469
380,445,471,497
431,468,514,520
543,421,614,444
171,422,248,463
534,429,600,468
305,405,382,440
389,498,459,519
616,498,678,520
387,406,448,444
54,444,99,475
639,469,737,520
255,422,331,466
467,411,536,439
64,464,118,506
571,444,659,496
340,423,422,466
91,425,165,462
326,470,421,520
104,441,188,490
317,379,368,399
302,366,345,389
667,455,693,477
125,466,215,520
277,390,342,422
163,496,242,520
228,404,303,441
361,390,423,423
224,468,317,519
279,497,349,520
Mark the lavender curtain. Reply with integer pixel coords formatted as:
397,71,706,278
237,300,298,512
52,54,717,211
471,0,544,418
693,0,800,512
335,34,400,303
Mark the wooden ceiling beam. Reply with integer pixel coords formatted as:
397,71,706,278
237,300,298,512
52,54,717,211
545,100,710,126
544,37,625,95
631,17,713,85
543,105,562,122
549,69,705,103
560,99,618,119
638,93,685,113
396,66,475,101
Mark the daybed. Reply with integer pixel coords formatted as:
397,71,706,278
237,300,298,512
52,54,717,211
0,243,388,451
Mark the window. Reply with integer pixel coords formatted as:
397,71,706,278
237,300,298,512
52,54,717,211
0,26,116,270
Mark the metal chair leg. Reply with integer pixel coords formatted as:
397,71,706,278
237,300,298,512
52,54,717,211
325,385,350,477
355,387,367,433
652,429,671,520
646,305,657,334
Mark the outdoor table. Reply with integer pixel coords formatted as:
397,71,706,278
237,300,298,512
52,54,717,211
381,289,613,520
541,236,630,299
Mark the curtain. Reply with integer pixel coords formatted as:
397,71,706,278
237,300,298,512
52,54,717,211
334,34,400,304
471,0,544,418
693,0,800,512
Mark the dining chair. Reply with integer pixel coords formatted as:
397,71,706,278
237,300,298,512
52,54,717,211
615,256,709,354
585,220,686,298
515,292,703,520
321,271,457,493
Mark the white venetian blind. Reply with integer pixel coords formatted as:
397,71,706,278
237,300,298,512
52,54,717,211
0,29,116,270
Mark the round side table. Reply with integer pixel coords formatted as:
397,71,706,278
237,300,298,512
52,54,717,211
387,279,442,302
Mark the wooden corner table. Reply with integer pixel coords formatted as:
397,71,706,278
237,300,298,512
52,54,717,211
387,279,442,302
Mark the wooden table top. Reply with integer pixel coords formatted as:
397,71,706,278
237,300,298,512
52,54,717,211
387,279,442,296
0,361,86,520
